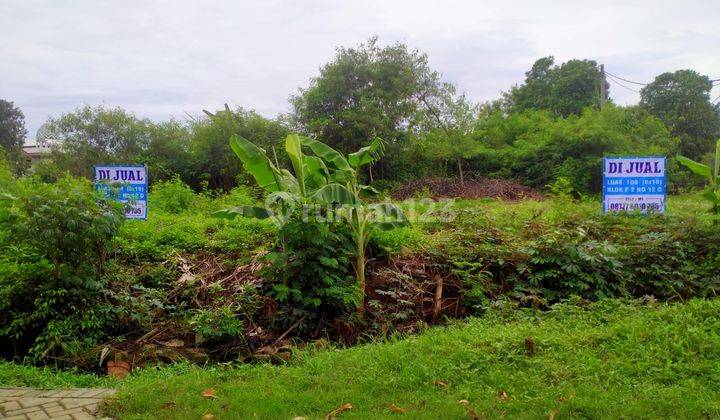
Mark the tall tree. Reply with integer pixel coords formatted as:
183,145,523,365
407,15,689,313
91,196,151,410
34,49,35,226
144,120,194,182
193,105,289,190
640,70,720,159
45,105,154,178
291,36,449,179
505,56,606,117
417,90,480,185
0,100,28,172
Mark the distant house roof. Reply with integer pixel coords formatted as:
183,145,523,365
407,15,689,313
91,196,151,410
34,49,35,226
22,139,59,159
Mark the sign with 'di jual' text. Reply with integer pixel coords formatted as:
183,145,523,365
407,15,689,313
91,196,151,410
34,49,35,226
603,157,666,214
94,165,148,219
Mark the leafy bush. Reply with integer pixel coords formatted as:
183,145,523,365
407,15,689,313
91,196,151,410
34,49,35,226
210,217,274,254
4,177,123,275
545,175,579,199
0,176,124,361
263,214,358,319
115,213,212,262
209,185,256,211
439,205,720,310
370,226,426,254
189,306,244,342
150,176,198,214
472,106,678,194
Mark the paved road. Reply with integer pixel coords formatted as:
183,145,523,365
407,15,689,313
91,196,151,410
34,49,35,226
0,388,115,419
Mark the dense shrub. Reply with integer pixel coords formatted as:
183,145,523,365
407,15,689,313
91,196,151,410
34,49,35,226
437,204,720,310
470,106,678,194
210,216,274,254
189,306,244,342
370,226,426,254
115,213,212,262
263,213,358,326
150,176,198,214
0,176,124,361
209,185,257,211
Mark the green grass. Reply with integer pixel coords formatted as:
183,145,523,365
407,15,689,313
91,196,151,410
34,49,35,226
402,192,713,244
113,191,713,263
105,299,720,419
0,362,116,389
4,191,718,418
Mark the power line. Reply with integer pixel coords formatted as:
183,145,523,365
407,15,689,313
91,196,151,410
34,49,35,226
606,70,720,87
606,73,640,93
604,71,648,86
602,65,720,98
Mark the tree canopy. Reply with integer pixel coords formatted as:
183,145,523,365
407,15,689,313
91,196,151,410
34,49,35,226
192,106,288,190
44,105,155,178
0,99,28,172
640,70,720,159
7,38,719,196
416,92,481,184
41,104,289,190
472,105,677,194
504,56,606,117
292,37,472,181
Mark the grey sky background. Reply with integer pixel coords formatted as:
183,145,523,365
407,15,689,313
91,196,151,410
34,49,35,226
2,0,719,138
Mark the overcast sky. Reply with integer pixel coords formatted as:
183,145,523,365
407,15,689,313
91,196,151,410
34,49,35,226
2,0,719,138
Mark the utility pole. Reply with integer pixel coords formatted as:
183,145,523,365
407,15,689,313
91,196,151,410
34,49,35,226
599,64,607,109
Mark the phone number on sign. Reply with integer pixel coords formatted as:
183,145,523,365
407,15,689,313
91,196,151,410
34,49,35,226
124,206,145,216
607,202,662,211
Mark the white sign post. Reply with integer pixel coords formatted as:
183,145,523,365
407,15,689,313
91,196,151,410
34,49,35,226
94,165,148,219
602,157,666,214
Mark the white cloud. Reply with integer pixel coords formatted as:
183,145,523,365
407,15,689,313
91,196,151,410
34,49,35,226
1,0,718,137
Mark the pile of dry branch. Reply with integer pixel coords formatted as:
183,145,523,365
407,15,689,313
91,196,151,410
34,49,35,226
391,177,543,201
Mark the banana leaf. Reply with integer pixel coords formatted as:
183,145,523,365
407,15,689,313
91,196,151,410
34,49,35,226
358,185,381,198
300,136,353,172
285,134,306,196
328,168,354,184
311,183,357,205
212,206,272,220
676,155,712,180
305,155,329,187
277,169,300,194
348,138,384,168
230,134,284,192
265,191,301,207
701,188,720,205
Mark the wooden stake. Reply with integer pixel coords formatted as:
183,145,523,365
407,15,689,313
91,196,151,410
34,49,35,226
433,275,444,319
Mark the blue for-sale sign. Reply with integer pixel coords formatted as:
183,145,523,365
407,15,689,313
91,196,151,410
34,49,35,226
94,165,148,219
602,157,666,214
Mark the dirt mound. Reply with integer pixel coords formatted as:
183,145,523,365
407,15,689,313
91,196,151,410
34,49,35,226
391,177,544,201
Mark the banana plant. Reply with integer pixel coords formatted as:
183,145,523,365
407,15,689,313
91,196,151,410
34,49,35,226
304,136,406,310
214,133,407,310
676,138,720,216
